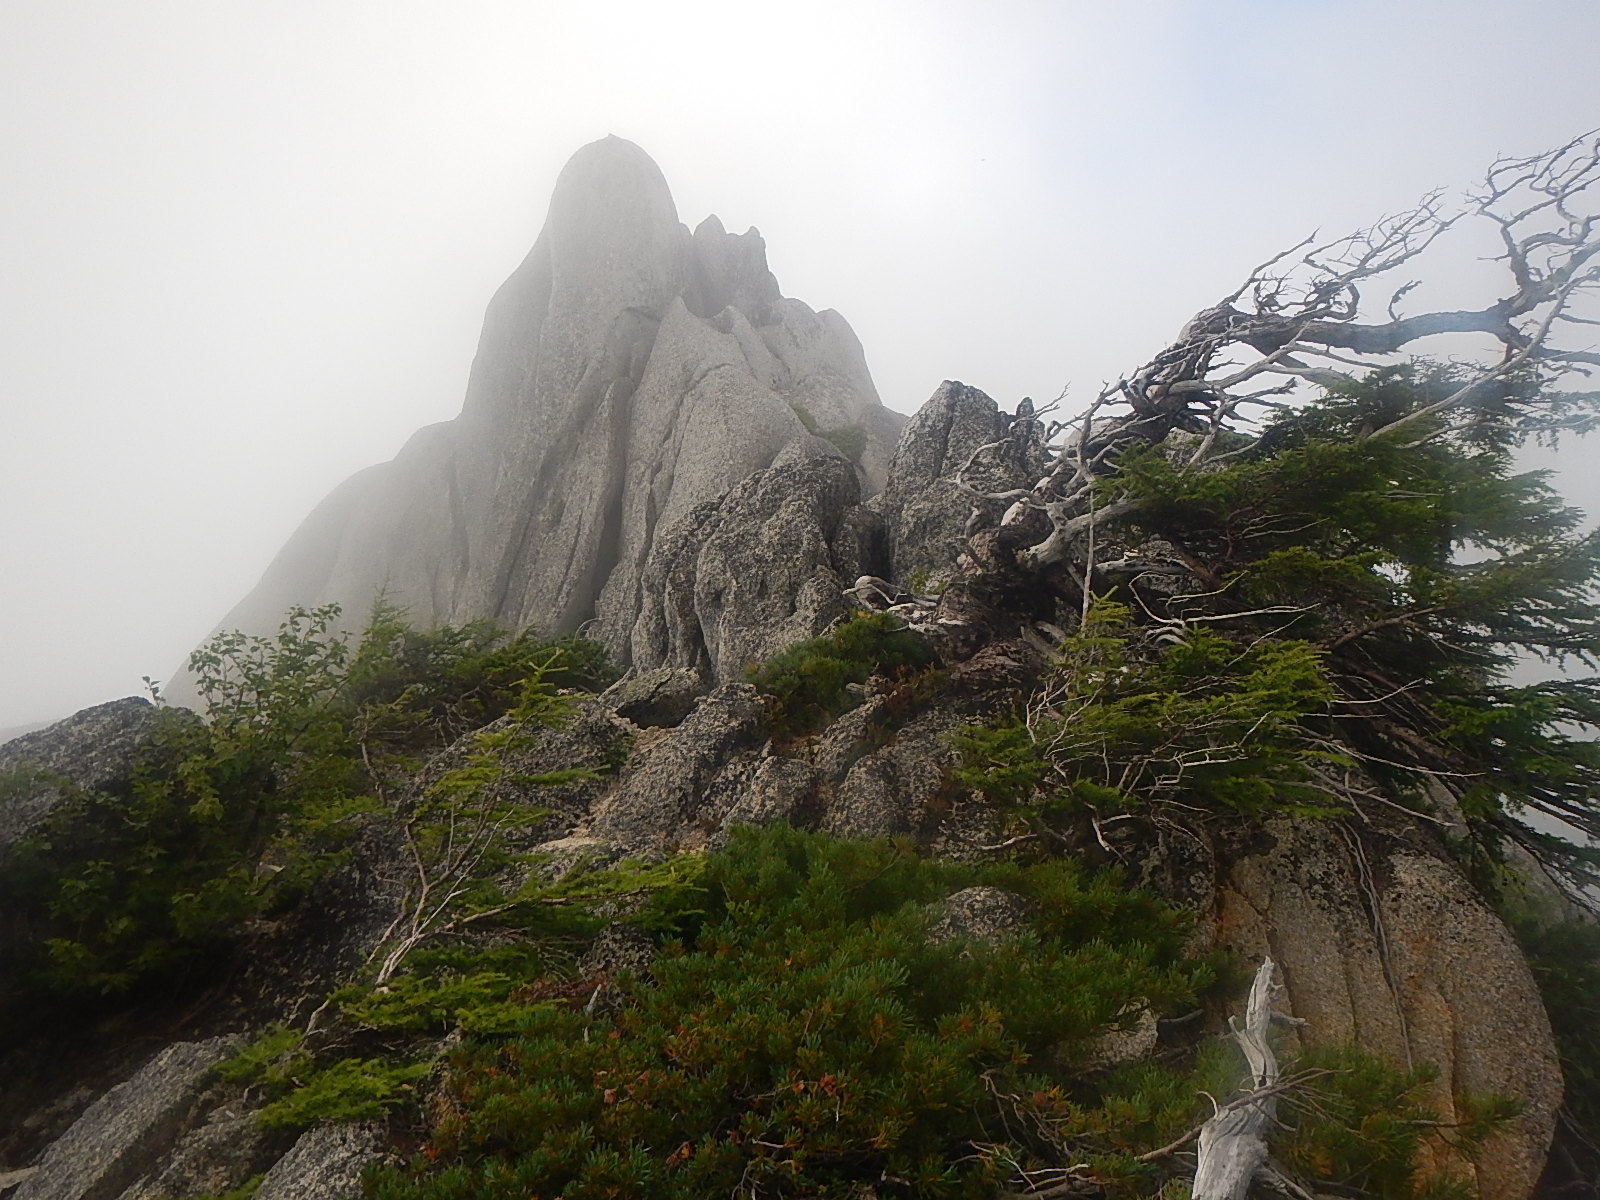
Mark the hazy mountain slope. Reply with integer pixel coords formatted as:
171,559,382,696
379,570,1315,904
182,137,902,699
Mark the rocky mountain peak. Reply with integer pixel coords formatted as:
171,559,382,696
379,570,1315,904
181,140,906,694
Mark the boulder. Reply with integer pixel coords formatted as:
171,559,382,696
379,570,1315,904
871,380,1047,587
627,453,883,681
1207,819,1561,1200
927,886,1033,946
117,1112,282,1200
703,754,820,835
823,713,962,841
600,667,704,728
581,923,657,978
251,1123,388,1200
810,699,994,850
0,698,189,857
585,683,767,849
13,1039,233,1200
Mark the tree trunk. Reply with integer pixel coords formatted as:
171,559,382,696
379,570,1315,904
1192,958,1281,1200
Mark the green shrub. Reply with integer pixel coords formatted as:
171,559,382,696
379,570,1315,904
0,603,614,1005
219,1024,431,1131
255,1057,431,1131
188,1176,264,1200
0,708,293,998
1273,1044,1518,1199
819,423,867,462
341,602,614,743
790,407,867,464
1095,365,1600,888
214,828,1500,1198
368,824,1219,1200
217,1025,312,1090
953,601,1341,833
1076,1037,1512,1199
748,613,936,737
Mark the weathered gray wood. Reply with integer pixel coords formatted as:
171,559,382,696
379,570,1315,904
1192,958,1281,1200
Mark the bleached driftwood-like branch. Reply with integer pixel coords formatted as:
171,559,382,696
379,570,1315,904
1192,958,1288,1200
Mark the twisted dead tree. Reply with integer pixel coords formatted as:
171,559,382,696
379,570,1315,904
909,132,1600,896
951,131,1599,586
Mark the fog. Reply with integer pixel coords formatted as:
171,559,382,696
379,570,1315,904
2,0,1598,730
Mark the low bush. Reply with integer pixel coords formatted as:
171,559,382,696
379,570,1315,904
748,612,936,737
1274,1044,1518,1199
368,824,1219,1200
953,601,1340,834
1506,903,1600,1137
791,406,868,465
0,603,613,1004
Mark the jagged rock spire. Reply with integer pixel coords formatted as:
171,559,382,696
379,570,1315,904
182,138,904,693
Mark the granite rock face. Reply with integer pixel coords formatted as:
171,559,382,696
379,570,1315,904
627,452,884,680
871,380,1046,586
927,886,1033,946
12,1039,233,1200
585,683,769,848
187,137,903,696
117,1113,282,1200
599,667,705,728
251,1123,388,1200
1204,819,1562,1200
0,698,188,858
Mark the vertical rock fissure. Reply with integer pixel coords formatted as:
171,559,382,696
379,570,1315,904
1340,822,1414,1068
565,309,660,635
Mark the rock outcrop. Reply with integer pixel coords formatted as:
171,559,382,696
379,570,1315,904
12,1039,233,1200
598,666,705,728
0,698,184,858
251,1123,388,1200
627,451,885,679
187,137,903,696
1188,819,1563,1200
871,380,1046,586
116,1112,283,1200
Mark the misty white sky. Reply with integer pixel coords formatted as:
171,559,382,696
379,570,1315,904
2,0,1598,729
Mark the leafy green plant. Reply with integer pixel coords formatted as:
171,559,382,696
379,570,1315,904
364,654,607,985
1088,365,1600,887
332,952,552,1037
1272,1044,1518,1199
790,406,868,464
902,564,945,595
219,1024,430,1131
0,707,299,997
748,612,936,737
186,1175,264,1200
217,1025,312,1090
255,1057,431,1131
1505,902,1600,1136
